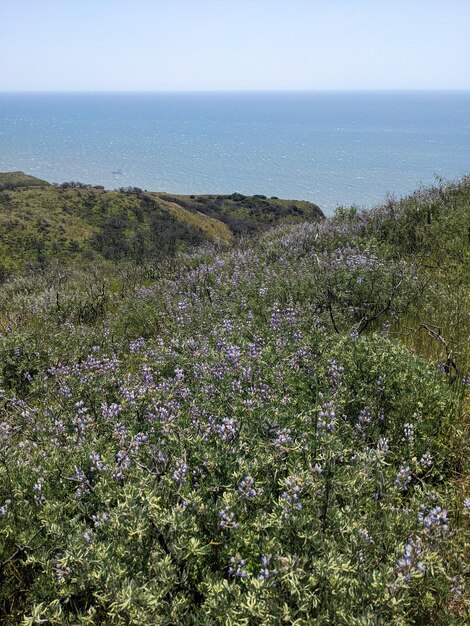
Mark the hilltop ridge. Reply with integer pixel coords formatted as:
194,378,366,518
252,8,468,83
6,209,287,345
0,172,324,276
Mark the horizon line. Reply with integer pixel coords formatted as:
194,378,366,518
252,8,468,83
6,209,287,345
1,88,470,94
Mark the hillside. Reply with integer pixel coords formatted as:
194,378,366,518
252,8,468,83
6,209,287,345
0,171,50,190
0,176,468,624
0,173,324,276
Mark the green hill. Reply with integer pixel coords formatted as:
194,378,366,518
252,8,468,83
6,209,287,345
0,171,50,190
0,174,324,276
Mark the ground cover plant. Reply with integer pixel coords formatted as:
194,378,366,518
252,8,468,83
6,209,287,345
0,176,469,624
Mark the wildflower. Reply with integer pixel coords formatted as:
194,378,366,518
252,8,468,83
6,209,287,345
397,537,425,581
89,452,104,471
174,367,185,382
70,467,91,497
215,417,238,442
0,500,10,516
228,556,247,578
129,337,145,353
418,505,449,536
394,465,412,491
225,344,241,365
259,555,279,580
281,476,302,516
376,437,389,454
270,305,282,330
101,402,122,421
32,470,45,505
172,459,189,485
403,422,414,446
355,407,372,436
273,428,292,449
326,359,344,387
317,401,336,431
450,577,463,597
419,451,433,469
219,508,238,529
238,475,258,498
92,513,110,528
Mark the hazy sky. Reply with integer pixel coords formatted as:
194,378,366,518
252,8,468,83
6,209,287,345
1,0,469,91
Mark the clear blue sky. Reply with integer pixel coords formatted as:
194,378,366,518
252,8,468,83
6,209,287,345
1,0,469,91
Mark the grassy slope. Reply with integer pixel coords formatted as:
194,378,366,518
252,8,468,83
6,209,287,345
155,196,233,245
0,171,50,190
157,191,324,233
0,175,324,273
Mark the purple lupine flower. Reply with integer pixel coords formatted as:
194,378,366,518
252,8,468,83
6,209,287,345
129,337,145,353
418,505,449,536
397,537,425,581
101,402,122,421
403,423,414,446
222,318,234,334
215,417,238,442
83,531,92,544
173,368,185,382
450,577,464,597
130,432,149,453
54,563,72,580
284,306,297,326
228,556,248,578
70,467,91,498
0,500,10,516
92,512,110,528
139,286,155,298
238,476,257,499
394,465,412,491
270,305,282,330
112,449,131,480
281,476,302,516
273,428,292,450
355,407,372,437
358,528,373,543
419,452,433,469
172,459,189,485
376,437,389,454
32,468,46,505
225,344,241,365
326,359,344,387
89,452,104,471
259,555,279,580
0,422,12,443
219,508,238,529
317,401,336,431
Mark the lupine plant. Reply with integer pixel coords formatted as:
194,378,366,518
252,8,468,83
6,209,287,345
0,179,469,624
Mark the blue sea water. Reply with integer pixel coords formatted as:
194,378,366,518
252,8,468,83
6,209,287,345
0,91,469,214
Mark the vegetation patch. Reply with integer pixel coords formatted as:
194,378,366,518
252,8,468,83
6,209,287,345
0,176,468,624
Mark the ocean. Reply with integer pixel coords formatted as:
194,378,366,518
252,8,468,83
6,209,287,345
0,91,469,214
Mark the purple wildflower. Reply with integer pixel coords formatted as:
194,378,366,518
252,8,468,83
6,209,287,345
394,465,412,491
238,475,258,499
228,556,247,578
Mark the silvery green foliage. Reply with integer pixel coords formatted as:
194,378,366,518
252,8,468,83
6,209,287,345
1,187,468,624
